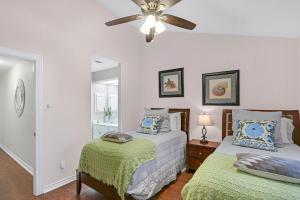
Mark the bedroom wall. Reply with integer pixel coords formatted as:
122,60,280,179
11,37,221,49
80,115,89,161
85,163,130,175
140,32,299,142
0,61,35,169
0,0,143,191
298,38,300,109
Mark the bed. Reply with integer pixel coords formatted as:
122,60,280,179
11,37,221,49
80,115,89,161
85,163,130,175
182,109,300,200
77,108,190,200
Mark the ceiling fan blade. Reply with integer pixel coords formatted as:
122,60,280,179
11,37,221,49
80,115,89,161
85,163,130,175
159,0,182,10
131,0,148,10
160,14,196,30
105,14,143,26
146,27,155,43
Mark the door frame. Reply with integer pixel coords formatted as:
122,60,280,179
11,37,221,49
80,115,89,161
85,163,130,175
90,57,121,139
0,47,43,195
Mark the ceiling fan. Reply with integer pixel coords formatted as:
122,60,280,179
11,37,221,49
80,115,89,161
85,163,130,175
105,0,197,43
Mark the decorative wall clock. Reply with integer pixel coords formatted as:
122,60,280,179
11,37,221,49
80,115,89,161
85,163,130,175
15,79,25,117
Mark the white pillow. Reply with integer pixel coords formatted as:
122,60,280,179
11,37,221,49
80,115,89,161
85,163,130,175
144,108,170,132
169,112,181,131
281,117,294,144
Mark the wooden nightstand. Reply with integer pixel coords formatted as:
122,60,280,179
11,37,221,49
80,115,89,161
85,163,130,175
187,139,220,172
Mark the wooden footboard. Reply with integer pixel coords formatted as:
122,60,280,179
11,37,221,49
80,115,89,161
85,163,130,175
76,170,135,200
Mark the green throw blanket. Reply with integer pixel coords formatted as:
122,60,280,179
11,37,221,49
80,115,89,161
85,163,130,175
182,153,300,200
79,138,156,200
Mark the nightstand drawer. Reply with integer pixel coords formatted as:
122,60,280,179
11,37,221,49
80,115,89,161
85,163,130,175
189,157,202,170
189,146,214,159
187,140,220,172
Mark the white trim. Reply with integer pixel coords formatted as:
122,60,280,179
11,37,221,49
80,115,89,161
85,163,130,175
42,174,76,194
0,143,33,175
0,47,44,196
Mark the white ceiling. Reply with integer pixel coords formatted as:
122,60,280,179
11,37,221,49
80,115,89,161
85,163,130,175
91,57,119,72
97,0,300,38
0,55,23,75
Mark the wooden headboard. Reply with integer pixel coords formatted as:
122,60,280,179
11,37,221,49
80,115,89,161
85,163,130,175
151,108,190,141
222,109,300,146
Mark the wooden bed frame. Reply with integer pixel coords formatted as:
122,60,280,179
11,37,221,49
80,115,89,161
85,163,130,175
222,109,300,145
76,108,190,200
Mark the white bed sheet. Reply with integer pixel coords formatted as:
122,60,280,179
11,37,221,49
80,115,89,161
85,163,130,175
126,130,187,200
216,136,300,161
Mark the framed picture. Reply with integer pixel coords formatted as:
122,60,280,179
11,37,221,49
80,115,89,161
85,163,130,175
159,68,184,98
202,70,240,106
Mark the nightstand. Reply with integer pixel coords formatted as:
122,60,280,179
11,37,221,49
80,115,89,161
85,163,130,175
187,139,220,172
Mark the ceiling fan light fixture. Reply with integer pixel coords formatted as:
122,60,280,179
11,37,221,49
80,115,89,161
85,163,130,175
155,21,166,34
140,22,151,34
140,15,156,34
145,15,156,28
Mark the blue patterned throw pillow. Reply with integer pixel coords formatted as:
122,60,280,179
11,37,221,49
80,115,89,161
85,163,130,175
137,115,162,134
232,120,277,151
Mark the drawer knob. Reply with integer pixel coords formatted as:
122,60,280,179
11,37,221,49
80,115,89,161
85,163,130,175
198,152,202,156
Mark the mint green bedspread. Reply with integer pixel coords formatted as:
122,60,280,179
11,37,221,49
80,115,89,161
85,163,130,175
78,138,156,200
182,153,300,200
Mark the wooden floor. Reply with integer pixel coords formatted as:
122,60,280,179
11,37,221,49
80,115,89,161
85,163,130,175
0,149,193,200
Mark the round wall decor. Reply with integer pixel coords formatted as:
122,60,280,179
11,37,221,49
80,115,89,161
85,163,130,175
15,79,25,117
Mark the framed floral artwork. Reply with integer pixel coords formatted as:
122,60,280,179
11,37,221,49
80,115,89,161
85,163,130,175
159,68,184,98
202,70,240,105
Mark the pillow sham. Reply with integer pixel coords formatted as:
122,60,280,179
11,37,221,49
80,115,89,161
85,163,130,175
137,115,161,134
144,108,170,133
232,109,283,147
234,153,300,184
232,120,277,152
281,117,294,144
102,132,133,143
169,112,181,131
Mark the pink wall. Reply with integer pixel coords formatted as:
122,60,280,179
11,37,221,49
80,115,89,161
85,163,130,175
0,0,143,189
141,32,299,142
298,38,300,109
1,0,299,193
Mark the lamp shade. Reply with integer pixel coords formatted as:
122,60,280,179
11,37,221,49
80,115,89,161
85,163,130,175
198,113,213,126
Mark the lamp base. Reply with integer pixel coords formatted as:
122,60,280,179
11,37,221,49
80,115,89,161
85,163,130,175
200,139,208,144
201,126,208,144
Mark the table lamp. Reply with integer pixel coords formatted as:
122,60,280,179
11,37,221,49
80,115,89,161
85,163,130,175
198,113,213,143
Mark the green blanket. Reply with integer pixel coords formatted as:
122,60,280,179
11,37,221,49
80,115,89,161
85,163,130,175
78,138,156,200
182,153,300,200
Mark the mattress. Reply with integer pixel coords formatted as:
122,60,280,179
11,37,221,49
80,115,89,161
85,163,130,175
216,136,300,161
182,136,300,200
127,130,187,200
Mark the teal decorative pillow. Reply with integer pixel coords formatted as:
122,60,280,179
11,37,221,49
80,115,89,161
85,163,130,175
232,120,277,151
137,115,162,134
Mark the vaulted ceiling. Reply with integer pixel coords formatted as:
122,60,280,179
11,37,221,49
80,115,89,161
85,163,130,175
97,0,300,38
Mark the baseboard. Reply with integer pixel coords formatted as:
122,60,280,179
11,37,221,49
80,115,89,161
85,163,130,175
0,143,33,175
43,174,76,194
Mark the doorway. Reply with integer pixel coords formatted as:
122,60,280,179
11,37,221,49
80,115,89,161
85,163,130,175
0,47,43,196
91,57,121,139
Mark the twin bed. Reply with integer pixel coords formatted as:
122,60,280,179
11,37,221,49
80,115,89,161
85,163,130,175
77,108,300,200
182,109,300,200
77,108,190,200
